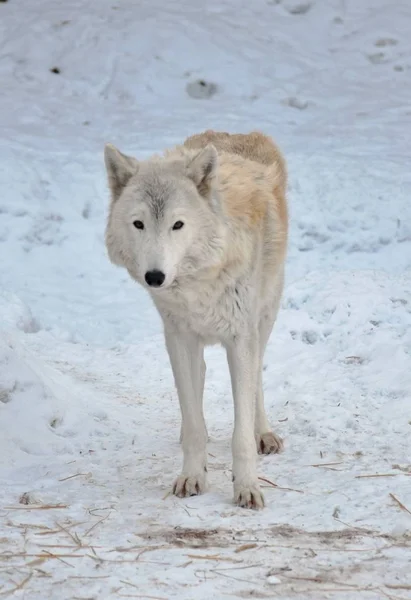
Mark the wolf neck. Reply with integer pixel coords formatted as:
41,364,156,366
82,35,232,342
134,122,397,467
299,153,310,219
184,219,255,293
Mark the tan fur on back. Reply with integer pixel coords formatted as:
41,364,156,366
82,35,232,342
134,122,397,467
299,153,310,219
183,130,288,260
185,130,284,168
185,130,286,192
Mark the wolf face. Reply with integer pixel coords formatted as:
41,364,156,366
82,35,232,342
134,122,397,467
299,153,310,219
104,144,227,291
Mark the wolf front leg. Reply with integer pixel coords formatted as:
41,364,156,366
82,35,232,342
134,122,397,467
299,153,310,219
164,327,208,497
179,355,207,444
226,333,264,509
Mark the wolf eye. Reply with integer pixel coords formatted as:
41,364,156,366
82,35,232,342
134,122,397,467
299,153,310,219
133,220,144,230
172,221,184,231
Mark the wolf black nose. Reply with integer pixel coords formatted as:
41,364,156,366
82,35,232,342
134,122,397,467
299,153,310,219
145,270,165,287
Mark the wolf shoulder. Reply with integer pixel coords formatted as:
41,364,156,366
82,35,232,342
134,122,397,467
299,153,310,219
184,130,287,234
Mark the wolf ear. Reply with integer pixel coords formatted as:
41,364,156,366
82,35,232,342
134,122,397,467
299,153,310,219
104,144,139,201
186,144,218,198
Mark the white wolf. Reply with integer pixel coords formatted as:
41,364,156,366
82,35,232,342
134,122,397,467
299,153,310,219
104,130,288,509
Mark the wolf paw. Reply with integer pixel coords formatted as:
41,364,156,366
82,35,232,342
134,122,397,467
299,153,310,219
234,482,265,510
173,472,207,498
256,431,284,455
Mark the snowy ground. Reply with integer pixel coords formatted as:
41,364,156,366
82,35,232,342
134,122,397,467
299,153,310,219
1,0,411,598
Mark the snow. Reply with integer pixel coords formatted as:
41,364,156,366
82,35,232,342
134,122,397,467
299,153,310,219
0,0,410,597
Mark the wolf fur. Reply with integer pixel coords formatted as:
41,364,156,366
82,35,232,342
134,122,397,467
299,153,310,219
104,130,288,509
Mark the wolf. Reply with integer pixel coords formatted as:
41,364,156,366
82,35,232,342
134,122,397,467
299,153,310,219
104,130,288,509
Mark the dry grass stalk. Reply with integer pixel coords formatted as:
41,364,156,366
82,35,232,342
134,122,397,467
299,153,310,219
381,591,411,600
271,485,304,493
34,521,87,537
88,506,112,516
119,580,173,596
293,587,376,595
59,473,88,482
118,594,168,600
34,529,70,537
55,522,83,546
4,504,67,510
120,580,140,590
87,554,167,565
27,557,47,567
84,512,111,536
38,544,101,549
0,552,85,560
42,549,74,568
0,573,33,597
258,476,303,493
177,560,192,568
265,543,371,553
333,517,362,530
210,569,253,584
68,575,110,580
33,567,51,577
385,584,411,591
214,563,263,572
283,575,326,584
111,544,165,554
234,543,258,553
356,474,397,479
389,494,411,516
320,466,344,471
7,522,54,531
135,548,155,561
284,575,363,588
186,553,241,563
258,476,277,487
310,462,344,467
117,595,167,600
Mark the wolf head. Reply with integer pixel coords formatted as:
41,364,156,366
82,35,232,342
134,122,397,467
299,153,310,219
104,143,227,291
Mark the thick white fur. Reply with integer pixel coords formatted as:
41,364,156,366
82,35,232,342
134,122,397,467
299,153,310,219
104,131,288,509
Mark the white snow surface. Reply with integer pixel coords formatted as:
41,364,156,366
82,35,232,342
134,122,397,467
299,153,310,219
0,0,410,598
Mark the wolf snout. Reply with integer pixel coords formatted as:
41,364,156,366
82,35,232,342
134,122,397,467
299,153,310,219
145,270,166,288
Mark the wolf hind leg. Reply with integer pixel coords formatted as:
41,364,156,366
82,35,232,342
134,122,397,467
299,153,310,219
255,309,284,455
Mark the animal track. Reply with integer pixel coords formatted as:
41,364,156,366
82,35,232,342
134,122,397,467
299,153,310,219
284,1,312,15
186,79,218,99
290,329,319,344
297,223,330,251
49,416,63,429
282,96,308,110
19,491,40,505
367,52,388,65
0,386,13,404
23,213,66,249
301,330,318,345
375,38,398,47
391,298,408,307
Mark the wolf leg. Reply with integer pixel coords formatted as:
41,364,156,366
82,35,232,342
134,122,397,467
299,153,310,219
179,356,207,443
255,312,284,455
226,333,264,509
165,327,208,497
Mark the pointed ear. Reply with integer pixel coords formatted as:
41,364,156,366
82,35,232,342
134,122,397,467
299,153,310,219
186,144,218,197
104,143,139,201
